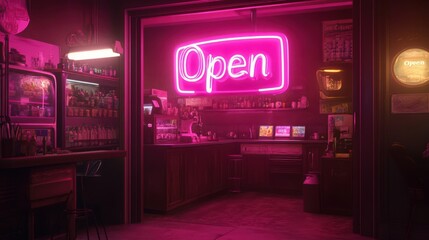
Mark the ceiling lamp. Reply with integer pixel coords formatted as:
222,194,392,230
66,40,123,60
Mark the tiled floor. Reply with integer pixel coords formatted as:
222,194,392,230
78,192,373,240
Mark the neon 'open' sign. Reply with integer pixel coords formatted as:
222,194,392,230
174,33,289,95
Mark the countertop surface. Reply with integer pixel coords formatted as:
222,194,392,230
146,138,327,148
0,150,127,169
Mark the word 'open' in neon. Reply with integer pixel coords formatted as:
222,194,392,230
174,33,289,95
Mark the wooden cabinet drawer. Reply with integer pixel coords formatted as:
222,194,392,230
269,160,303,174
241,144,302,155
29,165,74,204
268,158,303,193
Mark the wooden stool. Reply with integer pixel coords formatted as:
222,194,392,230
66,160,108,240
227,154,243,193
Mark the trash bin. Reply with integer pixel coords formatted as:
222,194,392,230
303,173,320,213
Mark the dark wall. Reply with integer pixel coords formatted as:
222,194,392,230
383,0,429,238
12,0,125,225
386,0,429,154
143,9,352,137
20,0,123,58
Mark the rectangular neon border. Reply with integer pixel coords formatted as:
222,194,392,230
175,33,289,95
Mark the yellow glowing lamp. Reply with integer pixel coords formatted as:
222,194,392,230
393,48,429,87
321,69,342,73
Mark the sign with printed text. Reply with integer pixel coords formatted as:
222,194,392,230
393,48,429,87
174,33,289,95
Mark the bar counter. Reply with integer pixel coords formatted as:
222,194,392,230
0,150,127,169
145,138,327,148
144,138,327,212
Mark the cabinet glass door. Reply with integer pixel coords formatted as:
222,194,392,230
155,116,178,143
64,77,119,149
8,66,56,122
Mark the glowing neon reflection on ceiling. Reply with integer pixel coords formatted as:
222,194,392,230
174,33,289,95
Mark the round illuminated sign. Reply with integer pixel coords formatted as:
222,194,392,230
393,48,429,87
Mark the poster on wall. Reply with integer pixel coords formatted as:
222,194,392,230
323,19,353,63
391,93,429,113
319,100,352,114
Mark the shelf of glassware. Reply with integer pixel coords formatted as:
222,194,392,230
201,106,308,113
52,69,122,151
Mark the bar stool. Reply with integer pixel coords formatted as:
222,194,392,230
66,160,108,240
227,154,243,193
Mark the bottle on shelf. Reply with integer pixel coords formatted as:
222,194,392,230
65,125,118,148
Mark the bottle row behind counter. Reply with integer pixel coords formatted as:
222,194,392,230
209,95,309,110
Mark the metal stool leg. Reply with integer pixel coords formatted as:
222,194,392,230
69,160,108,240
92,213,101,240
228,155,242,193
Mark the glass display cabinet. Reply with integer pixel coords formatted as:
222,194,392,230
50,69,122,151
145,114,178,144
155,115,178,143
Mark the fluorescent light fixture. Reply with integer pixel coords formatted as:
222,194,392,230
66,40,123,61
67,79,100,86
68,48,119,60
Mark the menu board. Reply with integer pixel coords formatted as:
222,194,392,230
275,126,291,138
291,126,306,138
259,125,273,138
323,19,353,62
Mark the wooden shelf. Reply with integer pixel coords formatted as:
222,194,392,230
202,107,308,113
0,150,126,168
50,69,119,81
65,116,118,123
65,144,120,152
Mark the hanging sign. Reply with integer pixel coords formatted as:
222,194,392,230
393,48,429,87
174,33,289,95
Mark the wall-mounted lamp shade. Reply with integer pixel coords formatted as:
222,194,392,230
67,41,123,61
393,48,429,87
316,68,343,91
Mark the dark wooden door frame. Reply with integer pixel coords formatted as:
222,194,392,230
124,3,378,237
353,0,387,237
124,11,145,223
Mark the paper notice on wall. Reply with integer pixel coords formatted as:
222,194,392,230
0,33,59,69
391,93,429,113
323,19,353,63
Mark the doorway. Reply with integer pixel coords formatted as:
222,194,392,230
124,0,373,237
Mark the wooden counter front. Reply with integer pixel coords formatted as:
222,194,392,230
144,143,239,212
144,140,327,212
0,150,126,240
